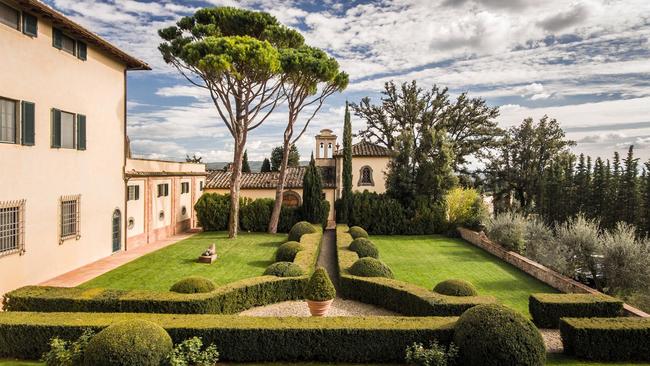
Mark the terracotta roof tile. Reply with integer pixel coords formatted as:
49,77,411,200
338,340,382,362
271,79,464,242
206,166,336,190
334,140,392,157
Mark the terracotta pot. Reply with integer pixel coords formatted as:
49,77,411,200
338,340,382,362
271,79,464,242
306,299,334,316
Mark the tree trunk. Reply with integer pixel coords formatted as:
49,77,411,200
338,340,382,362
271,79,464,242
228,132,247,239
268,131,293,233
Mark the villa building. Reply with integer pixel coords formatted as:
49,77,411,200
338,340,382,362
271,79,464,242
205,129,392,224
0,1,205,296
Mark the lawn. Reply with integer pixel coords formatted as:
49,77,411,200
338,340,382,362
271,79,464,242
79,232,285,291
373,234,557,316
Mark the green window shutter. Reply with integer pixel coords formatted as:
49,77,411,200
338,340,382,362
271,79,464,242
22,13,37,37
165,184,169,196
135,186,140,200
77,42,87,61
51,109,61,148
52,28,62,49
21,101,35,146
77,114,86,150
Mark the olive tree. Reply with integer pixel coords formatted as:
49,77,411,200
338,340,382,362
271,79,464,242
267,46,348,233
159,7,304,238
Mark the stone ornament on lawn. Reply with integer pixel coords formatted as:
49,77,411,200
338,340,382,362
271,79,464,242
198,243,217,264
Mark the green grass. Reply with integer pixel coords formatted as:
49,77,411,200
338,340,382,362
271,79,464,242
79,232,285,291
546,354,650,365
373,234,557,316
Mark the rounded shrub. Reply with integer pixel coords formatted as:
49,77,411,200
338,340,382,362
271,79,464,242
433,279,478,296
304,267,336,301
275,241,304,262
169,276,216,294
453,304,546,366
84,320,172,366
349,238,379,259
288,221,317,242
263,262,304,277
349,257,394,278
349,226,369,239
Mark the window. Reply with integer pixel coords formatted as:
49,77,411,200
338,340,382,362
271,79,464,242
358,166,374,186
181,182,190,194
60,195,80,241
0,98,17,143
51,109,86,150
53,28,86,60
0,200,25,257
127,185,140,201
199,181,204,191
282,191,301,208
157,183,169,197
0,2,19,30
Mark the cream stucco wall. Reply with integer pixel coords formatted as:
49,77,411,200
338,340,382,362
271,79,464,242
0,10,128,296
335,156,391,197
126,179,145,238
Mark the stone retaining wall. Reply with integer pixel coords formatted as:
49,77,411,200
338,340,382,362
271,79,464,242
457,227,649,318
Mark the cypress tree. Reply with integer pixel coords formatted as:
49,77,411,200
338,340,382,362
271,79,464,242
590,157,607,219
574,154,589,214
260,158,271,172
642,161,650,235
302,154,324,223
618,145,640,225
242,150,251,173
340,101,353,223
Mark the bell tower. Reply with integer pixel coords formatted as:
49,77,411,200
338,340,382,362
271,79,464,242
314,129,337,167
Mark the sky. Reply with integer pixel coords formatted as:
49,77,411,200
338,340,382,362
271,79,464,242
42,0,650,165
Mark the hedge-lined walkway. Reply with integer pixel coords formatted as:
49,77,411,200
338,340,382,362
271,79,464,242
316,229,340,292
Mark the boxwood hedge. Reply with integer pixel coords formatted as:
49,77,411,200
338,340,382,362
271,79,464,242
529,293,624,328
560,317,650,361
3,228,323,314
336,225,495,316
0,312,457,363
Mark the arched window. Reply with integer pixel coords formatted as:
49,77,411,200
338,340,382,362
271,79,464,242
327,142,333,158
282,190,301,207
358,166,374,186
319,142,324,158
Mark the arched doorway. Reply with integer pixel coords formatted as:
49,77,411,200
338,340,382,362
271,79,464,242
112,209,121,252
282,191,301,208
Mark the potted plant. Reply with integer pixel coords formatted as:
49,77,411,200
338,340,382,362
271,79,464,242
304,267,336,316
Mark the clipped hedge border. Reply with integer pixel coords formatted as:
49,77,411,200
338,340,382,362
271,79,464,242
3,228,323,314
0,312,456,362
529,293,623,328
560,317,650,361
336,225,495,316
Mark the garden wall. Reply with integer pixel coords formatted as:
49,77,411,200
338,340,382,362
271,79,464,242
457,227,649,318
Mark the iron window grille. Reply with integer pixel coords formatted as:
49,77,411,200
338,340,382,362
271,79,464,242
0,199,25,257
59,195,80,242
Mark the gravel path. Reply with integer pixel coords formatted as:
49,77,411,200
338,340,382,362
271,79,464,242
316,229,340,291
239,298,399,317
539,329,563,353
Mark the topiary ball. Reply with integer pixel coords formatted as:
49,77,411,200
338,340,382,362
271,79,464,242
349,226,369,239
454,304,546,366
84,320,172,366
304,267,336,301
288,221,317,242
349,257,394,278
275,241,304,262
263,262,304,277
349,238,379,259
170,276,216,294
433,279,478,296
